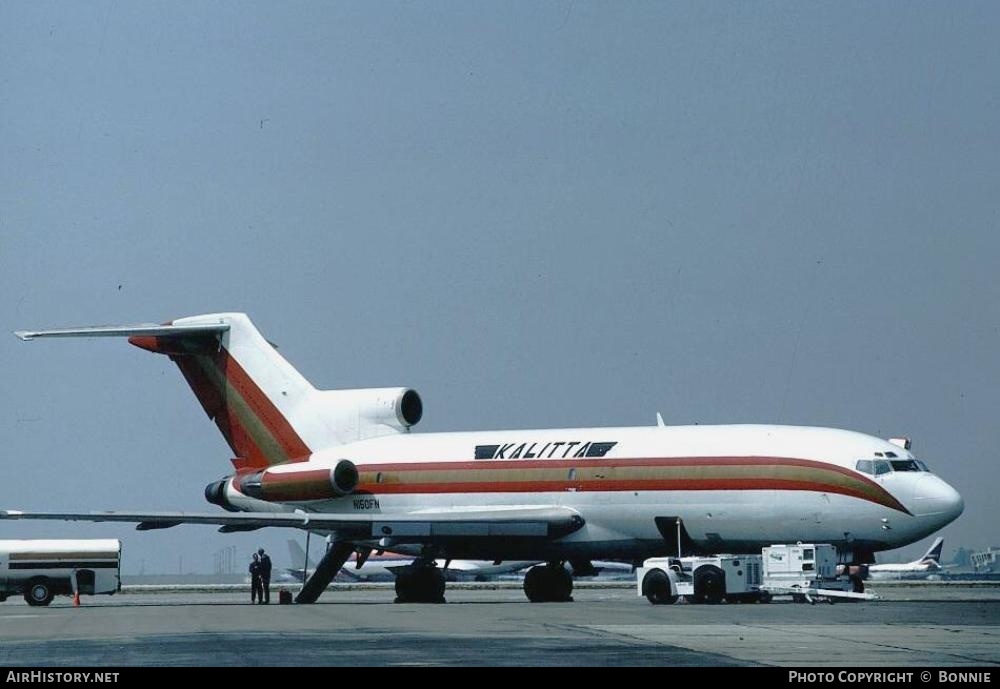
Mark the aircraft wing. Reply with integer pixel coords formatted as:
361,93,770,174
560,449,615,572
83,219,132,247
0,506,584,543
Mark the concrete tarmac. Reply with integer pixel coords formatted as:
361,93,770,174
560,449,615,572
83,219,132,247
1,585,998,666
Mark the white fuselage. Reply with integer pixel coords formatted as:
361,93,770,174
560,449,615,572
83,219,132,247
867,563,941,580
224,424,963,562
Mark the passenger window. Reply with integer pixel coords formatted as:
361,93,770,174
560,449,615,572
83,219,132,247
855,460,874,475
874,460,892,476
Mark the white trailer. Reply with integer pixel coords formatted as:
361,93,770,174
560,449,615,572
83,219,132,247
760,543,875,602
0,539,121,606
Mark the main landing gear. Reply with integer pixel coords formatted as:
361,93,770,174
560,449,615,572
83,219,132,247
523,563,574,603
394,561,447,604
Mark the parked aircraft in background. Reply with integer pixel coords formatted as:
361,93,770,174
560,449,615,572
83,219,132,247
285,540,536,583
868,537,944,579
5,313,964,603
283,540,312,582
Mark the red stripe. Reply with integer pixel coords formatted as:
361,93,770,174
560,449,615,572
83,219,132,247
169,342,311,468
264,469,332,484
361,478,866,495
358,478,906,512
256,469,332,501
174,355,267,466
358,455,886,492
212,347,311,463
361,455,853,472
351,456,910,513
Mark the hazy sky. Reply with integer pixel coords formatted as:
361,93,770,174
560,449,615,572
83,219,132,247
2,2,998,573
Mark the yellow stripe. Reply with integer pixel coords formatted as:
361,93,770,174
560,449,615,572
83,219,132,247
194,356,290,465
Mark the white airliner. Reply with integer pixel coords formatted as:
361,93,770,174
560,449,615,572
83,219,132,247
5,313,964,603
867,537,945,579
285,540,536,583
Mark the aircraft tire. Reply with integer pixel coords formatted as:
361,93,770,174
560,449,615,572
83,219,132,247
394,565,446,603
523,566,545,602
523,564,573,603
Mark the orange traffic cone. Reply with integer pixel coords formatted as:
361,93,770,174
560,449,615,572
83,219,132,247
73,591,80,607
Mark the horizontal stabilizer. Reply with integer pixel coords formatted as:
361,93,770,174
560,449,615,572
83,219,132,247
14,323,229,341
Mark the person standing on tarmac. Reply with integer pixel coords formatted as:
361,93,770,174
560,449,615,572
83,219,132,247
258,548,272,604
249,553,263,604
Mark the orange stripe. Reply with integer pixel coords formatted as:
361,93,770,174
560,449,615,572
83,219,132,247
174,355,267,466
350,456,910,514
213,348,310,463
257,469,332,501
136,331,310,467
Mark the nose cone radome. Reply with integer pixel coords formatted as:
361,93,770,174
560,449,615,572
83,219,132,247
911,475,964,526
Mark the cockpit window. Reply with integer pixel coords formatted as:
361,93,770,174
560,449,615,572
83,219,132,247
890,459,922,472
855,459,874,475
915,459,929,471
873,459,892,476
884,451,898,458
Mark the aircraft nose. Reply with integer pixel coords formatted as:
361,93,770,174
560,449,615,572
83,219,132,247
911,475,964,524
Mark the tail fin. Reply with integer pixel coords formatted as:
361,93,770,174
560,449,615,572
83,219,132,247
162,314,314,469
16,312,423,466
17,313,315,469
919,537,944,565
287,540,314,570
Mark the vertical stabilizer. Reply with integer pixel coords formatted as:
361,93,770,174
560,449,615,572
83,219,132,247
134,313,315,468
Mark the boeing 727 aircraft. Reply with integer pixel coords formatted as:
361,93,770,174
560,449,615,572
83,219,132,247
5,313,964,603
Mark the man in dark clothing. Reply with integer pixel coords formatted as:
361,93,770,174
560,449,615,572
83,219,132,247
249,553,262,604
258,548,272,604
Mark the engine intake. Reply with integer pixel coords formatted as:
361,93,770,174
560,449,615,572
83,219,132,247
398,389,423,426
357,387,422,429
315,387,423,442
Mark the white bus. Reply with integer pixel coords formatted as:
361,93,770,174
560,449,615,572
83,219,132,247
0,539,122,606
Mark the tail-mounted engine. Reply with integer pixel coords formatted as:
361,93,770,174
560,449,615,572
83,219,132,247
240,459,359,503
314,386,423,442
205,459,360,507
